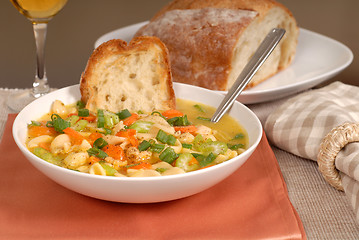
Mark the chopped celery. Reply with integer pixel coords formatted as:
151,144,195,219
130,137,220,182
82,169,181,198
73,119,88,131
197,141,228,155
175,153,200,172
67,115,80,127
104,111,120,129
129,121,153,133
99,161,118,176
32,147,62,166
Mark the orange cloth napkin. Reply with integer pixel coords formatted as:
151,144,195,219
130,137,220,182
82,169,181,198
0,114,305,239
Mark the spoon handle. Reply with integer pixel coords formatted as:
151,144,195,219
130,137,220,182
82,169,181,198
211,28,286,123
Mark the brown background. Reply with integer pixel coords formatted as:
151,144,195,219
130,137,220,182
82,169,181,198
1,0,358,90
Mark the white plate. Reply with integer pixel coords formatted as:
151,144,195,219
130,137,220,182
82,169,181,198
95,21,353,104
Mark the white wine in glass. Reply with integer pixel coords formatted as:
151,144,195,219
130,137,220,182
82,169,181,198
8,0,68,112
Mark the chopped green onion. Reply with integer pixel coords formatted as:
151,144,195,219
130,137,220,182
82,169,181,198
155,168,167,173
167,115,190,126
46,114,71,133
117,109,131,120
97,109,105,128
197,116,211,121
156,129,169,144
150,143,165,153
228,143,245,150
151,111,167,120
194,104,206,112
87,147,108,159
99,128,112,135
93,138,108,149
182,143,192,149
166,135,177,146
200,152,217,167
192,152,216,167
138,140,151,151
76,101,86,109
28,120,42,127
233,133,245,140
78,108,90,117
155,130,176,146
159,147,178,164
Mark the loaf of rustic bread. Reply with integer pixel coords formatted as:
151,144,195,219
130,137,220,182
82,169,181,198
80,36,176,113
135,0,298,91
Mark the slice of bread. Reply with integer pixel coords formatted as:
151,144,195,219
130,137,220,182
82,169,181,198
135,0,298,91
80,36,176,113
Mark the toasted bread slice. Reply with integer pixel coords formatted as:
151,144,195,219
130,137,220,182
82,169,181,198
80,36,176,113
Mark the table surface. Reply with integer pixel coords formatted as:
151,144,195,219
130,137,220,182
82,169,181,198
1,0,359,239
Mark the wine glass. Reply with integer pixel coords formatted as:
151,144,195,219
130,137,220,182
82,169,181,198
7,0,68,112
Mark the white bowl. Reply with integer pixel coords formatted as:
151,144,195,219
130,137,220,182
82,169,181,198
13,83,262,203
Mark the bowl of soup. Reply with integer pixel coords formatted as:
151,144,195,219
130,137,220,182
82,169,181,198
13,83,262,203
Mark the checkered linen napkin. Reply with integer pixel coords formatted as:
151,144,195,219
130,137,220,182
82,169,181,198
265,81,359,222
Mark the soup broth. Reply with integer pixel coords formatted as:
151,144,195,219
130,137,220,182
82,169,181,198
26,99,248,177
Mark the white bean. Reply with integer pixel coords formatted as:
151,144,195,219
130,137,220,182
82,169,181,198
27,135,53,148
51,100,67,117
50,134,71,154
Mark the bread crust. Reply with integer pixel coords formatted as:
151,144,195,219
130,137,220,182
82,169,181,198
152,0,294,22
80,36,176,113
136,0,298,91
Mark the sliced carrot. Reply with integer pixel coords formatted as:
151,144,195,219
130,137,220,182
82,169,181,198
116,129,138,147
86,132,103,146
38,142,51,151
161,109,184,119
80,114,97,122
128,162,152,170
63,127,85,145
189,157,199,166
102,144,125,160
174,125,197,133
122,113,139,126
89,156,100,164
28,125,57,137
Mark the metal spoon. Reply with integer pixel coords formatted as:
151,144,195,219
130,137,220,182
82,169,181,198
211,28,286,123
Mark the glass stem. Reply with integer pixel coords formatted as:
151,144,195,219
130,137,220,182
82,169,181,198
32,22,50,98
